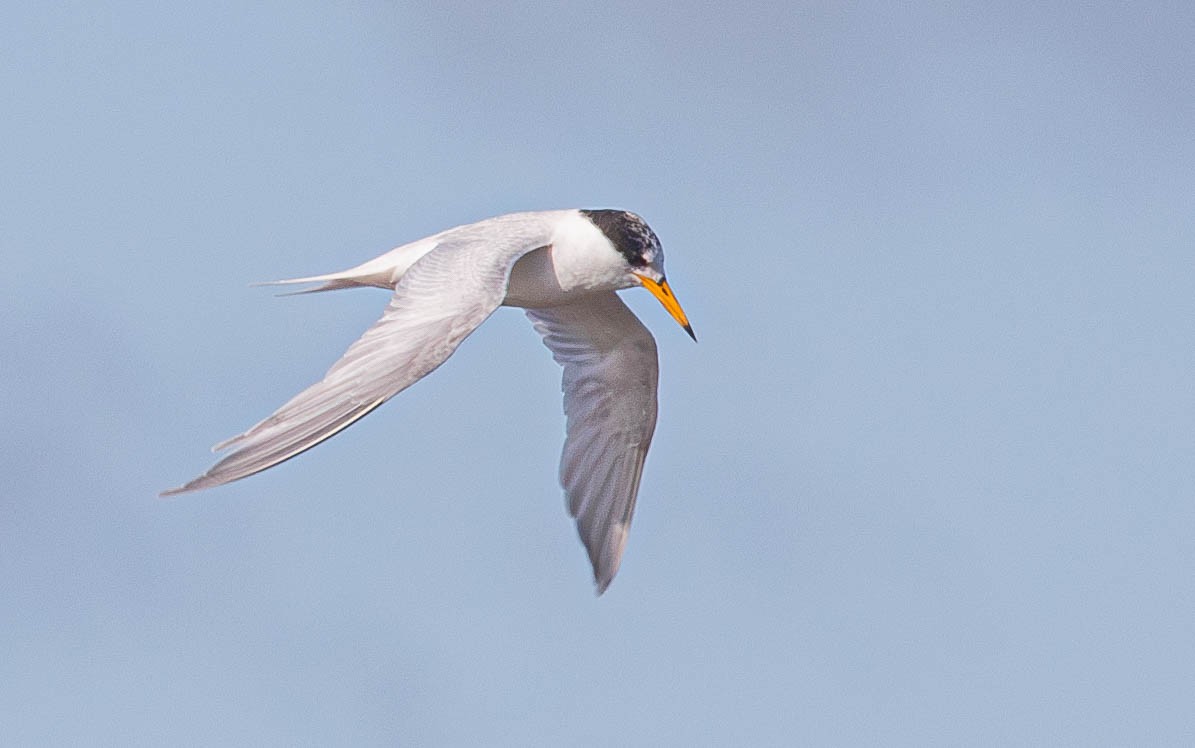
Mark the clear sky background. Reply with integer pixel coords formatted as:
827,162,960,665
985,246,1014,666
3,2,1194,745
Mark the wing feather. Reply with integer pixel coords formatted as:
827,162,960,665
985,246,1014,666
527,292,659,593
163,217,555,496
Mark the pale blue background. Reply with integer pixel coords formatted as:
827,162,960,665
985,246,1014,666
3,2,1194,745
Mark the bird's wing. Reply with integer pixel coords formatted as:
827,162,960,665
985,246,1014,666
527,292,660,593
163,223,553,495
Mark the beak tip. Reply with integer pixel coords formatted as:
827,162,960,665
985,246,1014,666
636,273,696,341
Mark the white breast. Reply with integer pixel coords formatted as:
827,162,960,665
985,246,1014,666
503,211,634,309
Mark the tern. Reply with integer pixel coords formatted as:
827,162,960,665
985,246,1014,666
163,209,694,593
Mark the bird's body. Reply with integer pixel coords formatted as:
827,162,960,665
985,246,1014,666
163,209,693,593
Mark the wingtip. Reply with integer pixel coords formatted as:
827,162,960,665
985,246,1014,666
159,475,214,497
593,563,619,595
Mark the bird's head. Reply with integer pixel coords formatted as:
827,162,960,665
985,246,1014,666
580,209,696,341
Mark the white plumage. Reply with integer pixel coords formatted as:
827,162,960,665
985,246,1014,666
163,209,694,593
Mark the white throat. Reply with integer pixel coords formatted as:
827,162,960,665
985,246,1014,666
503,210,635,309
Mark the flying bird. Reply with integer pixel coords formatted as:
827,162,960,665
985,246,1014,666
162,209,695,593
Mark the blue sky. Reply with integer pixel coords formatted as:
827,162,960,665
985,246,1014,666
3,2,1194,744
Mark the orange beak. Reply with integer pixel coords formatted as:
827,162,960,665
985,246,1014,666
634,273,696,341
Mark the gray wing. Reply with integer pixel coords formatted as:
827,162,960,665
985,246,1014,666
527,292,660,593
163,226,551,496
